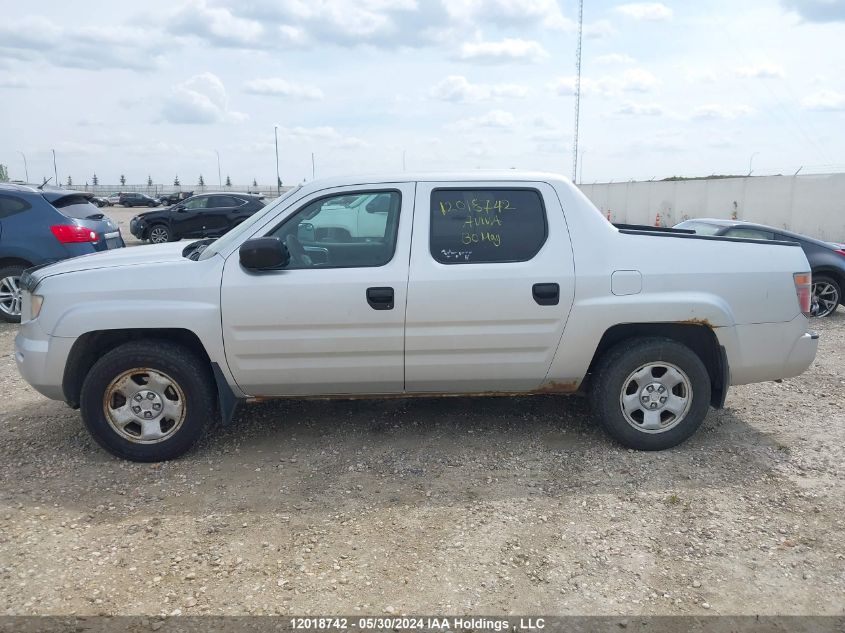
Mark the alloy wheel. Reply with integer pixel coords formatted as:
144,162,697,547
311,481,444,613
811,281,839,317
0,275,22,317
619,361,693,434
103,368,186,444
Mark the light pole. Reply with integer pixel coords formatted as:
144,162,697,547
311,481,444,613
214,150,222,187
747,151,759,176
579,149,587,185
311,152,315,180
51,149,58,186
402,150,406,171
274,125,280,195
18,151,29,183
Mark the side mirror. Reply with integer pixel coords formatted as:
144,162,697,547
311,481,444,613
239,237,290,270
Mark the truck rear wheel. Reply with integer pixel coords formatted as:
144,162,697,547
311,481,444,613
590,337,711,450
80,340,216,461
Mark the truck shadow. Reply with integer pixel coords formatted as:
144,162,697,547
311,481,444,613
0,393,795,517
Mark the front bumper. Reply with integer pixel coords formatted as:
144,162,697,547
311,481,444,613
129,218,145,239
14,321,74,402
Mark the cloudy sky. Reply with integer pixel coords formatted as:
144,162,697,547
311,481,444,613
1,0,843,186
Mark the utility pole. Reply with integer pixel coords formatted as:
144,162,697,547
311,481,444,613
51,149,59,186
214,150,222,187
18,151,29,183
572,0,584,183
311,152,316,180
402,150,407,171
747,151,759,176
274,125,281,195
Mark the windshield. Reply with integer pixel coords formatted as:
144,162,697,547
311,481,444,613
673,220,723,236
197,185,302,261
50,195,105,220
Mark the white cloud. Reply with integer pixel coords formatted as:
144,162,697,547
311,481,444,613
453,109,516,129
595,53,636,65
615,101,665,116
243,78,324,100
0,16,165,70
735,63,785,78
801,89,845,111
160,73,247,124
781,0,845,23
430,75,528,102
169,0,266,47
552,68,659,96
274,125,368,149
691,104,755,120
0,75,28,88
683,67,719,83
458,38,549,64
614,3,674,20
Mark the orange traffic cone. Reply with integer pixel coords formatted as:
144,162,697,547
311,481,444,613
654,212,661,227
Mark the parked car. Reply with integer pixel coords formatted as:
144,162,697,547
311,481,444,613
159,191,194,206
15,172,818,461
90,196,108,208
129,192,265,243
674,218,845,317
119,192,159,208
0,183,124,323
104,193,121,206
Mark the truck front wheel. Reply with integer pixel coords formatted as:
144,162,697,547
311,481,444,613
80,340,217,461
590,337,711,450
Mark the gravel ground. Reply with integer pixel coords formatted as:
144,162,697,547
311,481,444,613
1,277,843,615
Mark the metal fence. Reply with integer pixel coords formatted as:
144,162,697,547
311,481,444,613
73,184,289,198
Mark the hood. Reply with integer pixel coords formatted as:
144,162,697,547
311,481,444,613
133,210,159,220
26,242,191,289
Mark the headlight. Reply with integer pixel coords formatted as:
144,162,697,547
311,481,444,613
31,294,44,320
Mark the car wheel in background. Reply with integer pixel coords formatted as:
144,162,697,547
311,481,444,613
590,337,711,450
811,275,840,318
80,340,217,461
148,225,171,244
0,265,26,323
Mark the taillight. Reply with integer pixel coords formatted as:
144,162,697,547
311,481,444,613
50,225,99,244
835,249,845,257
794,272,812,317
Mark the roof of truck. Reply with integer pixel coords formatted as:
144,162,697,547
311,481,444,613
296,170,569,192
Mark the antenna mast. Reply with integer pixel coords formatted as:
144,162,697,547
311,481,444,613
572,0,584,183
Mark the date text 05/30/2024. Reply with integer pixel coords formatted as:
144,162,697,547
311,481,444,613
289,617,547,631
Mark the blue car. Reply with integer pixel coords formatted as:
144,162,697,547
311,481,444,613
0,183,125,322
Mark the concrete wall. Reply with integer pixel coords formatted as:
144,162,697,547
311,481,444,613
579,173,845,243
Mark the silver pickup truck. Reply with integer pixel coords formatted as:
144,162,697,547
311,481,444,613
15,172,818,461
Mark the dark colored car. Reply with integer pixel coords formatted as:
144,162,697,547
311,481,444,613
119,192,159,208
129,192,266,244
158,191,194,206
0,183,125,322
675,218,845,317
90,196,108,208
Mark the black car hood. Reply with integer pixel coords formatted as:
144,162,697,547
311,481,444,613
133,210,160,219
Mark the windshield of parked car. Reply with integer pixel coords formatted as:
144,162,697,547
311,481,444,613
50,195,106,220
673,220,723,236
197,185,302,261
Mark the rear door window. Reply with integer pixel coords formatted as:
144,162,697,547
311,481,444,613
430,188,547,264
209,196,243,208
0,194,32,219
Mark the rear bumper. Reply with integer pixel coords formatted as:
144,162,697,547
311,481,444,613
718,316,818,385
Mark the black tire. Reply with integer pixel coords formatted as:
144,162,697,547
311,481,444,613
0,264,26,323
811,275,840,318
147,224,172,243
80,340,217,461
590,337,711,450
